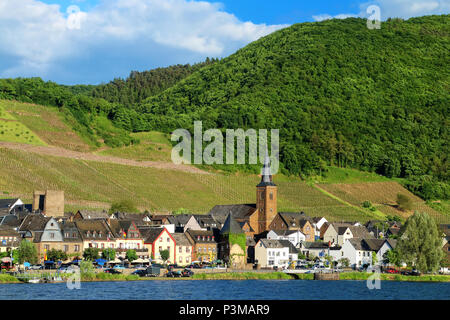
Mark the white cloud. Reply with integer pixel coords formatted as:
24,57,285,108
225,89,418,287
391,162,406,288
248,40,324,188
0,0,287,83
313,0,449,22
312,13,357,22
369,0,450,19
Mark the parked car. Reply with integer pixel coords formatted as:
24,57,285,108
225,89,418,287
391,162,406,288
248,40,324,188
104,268,122,274
166,270,182,277
385,267,400,274
401,269,421,276
131,270,147,277
113,265,126,270
181,269,194,277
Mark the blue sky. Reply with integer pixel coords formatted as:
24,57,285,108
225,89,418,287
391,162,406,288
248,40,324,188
1,0,448,84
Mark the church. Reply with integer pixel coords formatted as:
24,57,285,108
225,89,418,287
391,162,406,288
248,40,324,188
208,154,279,267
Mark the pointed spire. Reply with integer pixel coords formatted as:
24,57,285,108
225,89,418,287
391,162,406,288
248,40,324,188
257,150,276,187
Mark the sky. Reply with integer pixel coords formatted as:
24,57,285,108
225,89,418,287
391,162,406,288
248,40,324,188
0,0,448,85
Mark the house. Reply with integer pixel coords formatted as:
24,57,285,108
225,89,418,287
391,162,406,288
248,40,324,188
140,227,176,264
267,229,305,247
299,241,331,260
323,222,368,246
337,225,374,247
74,219,115,253
110,212,152,226
107,219,146,258
19,214,80,262
312,217,328,240
172,233,194,266
0,198,26,215
208,204,257,236
192,214,219,230
254,239,290,269
149,215,172,226
73,210,110,220
167,215,203,233
185,229,217,263
59,220,83,258
0,226,20,253
340,238,375,268
278,239,299,262
268,212,315,242
218,213,247,269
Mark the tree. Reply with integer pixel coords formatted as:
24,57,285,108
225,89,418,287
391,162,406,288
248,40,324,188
47,249,68,262
83,248,100,261
372,251,378,266
109,199,138,214
17,240,38,264
102,248,116,261
383,249,401,267
126,249,137,262
397,193,413,211
160,249,170,264
339,258,350,268
396,212,444,273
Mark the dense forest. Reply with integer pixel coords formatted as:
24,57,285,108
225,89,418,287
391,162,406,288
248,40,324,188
0,16,448,200
90,59,217,105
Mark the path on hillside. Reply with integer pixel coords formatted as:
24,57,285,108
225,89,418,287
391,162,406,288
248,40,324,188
0,141,209,174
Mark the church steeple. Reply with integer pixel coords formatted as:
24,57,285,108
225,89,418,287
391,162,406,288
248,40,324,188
257,153,276,187
255,152,277,234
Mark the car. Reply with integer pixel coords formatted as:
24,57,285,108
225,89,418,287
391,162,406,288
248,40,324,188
113,265,126,270
385,267,400,274
131,270,147,277
104,268,122,274
401,269,421,276
181,269,194,277
295,265,307,270
166,270,182,278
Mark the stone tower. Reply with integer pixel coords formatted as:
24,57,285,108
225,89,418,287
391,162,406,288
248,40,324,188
33,190,64,217
255,154,277,234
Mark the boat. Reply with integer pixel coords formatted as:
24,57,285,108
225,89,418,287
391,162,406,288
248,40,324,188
28,278,41,284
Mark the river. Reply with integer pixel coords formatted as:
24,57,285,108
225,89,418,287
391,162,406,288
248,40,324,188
0,280,449,300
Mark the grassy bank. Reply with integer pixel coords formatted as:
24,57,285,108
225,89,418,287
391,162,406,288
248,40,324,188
340,272,450,282
192,272,294,280
0,274,21,283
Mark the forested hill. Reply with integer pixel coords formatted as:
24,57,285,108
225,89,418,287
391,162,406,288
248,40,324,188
132,15,448,198
90,59,217,105
0,15,448,201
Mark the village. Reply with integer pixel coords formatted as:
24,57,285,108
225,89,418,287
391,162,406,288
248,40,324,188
1,156,449,278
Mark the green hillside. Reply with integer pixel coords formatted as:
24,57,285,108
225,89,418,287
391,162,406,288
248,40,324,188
137,15,449,199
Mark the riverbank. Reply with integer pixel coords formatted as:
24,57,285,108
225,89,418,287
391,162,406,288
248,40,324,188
3,271,450,283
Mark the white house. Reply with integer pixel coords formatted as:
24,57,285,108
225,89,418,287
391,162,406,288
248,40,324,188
255,239,290,269
340,238,373,268
267,229,305,247
312,217,328,239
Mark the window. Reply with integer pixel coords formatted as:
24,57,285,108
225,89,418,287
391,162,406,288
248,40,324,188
64,245,69,252
44,245,50,250
159,246,162,251
64,232,69,238
74,245,80,252
50,233,55,239
179,247,182,253
186,257,190,263
186,247,190,253
268,260,274,265
269,193,273,200
101,244,105,249
179,257,182,263
110,244,114,248
167,237,170,242
160,237,163,242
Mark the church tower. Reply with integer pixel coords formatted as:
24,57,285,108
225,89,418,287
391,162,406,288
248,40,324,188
255,154,277,234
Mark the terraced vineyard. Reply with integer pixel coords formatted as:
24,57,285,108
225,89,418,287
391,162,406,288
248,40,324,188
1,100,92,152
318,182,448,223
